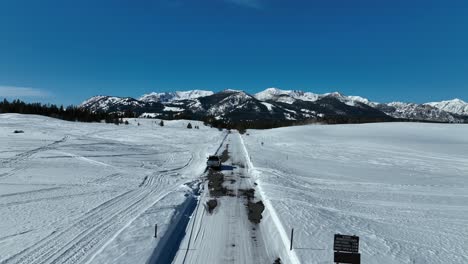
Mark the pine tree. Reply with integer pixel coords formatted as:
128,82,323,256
159,120,164,126
187,122,192,129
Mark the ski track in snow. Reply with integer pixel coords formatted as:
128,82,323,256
3,174,177,264
2,136,69,167
0,114,224,264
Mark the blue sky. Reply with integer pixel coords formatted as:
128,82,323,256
1,0,467,105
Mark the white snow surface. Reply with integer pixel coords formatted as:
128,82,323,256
261,102,275,111
163,106,185,112
243,123,468,264
139,112,158,118
0,114,224,264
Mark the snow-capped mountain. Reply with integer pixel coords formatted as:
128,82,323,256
254,88,320,104
139,90,213,103
324,92,377,107
377,102,460,123
206,90,256,117
80,96,147,113
255,88,376,108
425,99,468,116
190,90,291,121
80,88,468,124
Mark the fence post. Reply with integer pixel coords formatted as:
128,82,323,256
290,228,294,250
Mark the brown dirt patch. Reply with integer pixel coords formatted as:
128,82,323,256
247,200,265,224
207,169,230,197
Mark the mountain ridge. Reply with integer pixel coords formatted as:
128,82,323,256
80,88,468,124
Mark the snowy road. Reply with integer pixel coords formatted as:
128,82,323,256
173,132,268,263
172,131,300,264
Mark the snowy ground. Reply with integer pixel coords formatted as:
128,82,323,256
0,114,224,264
2,114,467,264
243,123,468,264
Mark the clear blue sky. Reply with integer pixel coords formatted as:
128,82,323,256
1,0,467,105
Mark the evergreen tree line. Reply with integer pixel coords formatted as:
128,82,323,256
0,98,114,123
200,115,402,133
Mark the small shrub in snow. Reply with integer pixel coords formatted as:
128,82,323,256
206,199,218,213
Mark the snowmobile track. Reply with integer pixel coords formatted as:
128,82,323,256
2,178,178,264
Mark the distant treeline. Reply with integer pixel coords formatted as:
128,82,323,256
145,111,399,133
201,115,466,133
0,99,117,123
206,117,398,133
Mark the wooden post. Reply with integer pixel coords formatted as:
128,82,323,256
290,228,294,250
154,224,157,238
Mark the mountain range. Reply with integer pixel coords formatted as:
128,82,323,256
80,88,468,124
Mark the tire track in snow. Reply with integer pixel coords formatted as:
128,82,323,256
1,172,177,264
0,187,62,199
0,190,110,208
1,128,225,264
2,136,69,167
1,189,134,264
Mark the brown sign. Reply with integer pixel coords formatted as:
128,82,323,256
334,234,359,253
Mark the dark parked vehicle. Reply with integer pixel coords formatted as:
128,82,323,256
207,155,221,169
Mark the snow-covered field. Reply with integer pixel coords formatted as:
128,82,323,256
1,114,467,264
243,123,468,264
0,114,224,264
